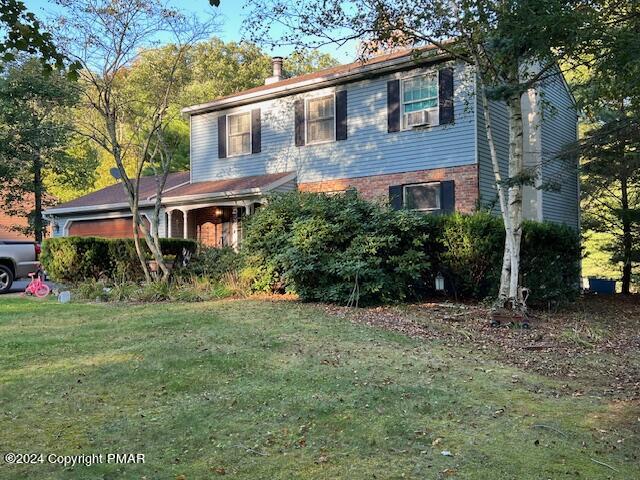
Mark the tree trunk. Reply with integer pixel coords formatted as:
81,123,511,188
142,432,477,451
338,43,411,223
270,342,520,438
620,174,632,294
506,92,525,310
131,205,152,283
478,78,515,305
33,150,43,243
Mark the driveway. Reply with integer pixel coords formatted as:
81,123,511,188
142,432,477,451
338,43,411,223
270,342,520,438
3,279,56,295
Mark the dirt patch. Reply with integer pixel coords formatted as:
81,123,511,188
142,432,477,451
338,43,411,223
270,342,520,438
320,295,640,400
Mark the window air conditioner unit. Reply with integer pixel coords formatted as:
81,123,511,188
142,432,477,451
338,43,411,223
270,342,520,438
405,110,430,128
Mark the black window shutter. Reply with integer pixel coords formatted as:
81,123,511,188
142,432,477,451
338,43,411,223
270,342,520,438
389,185,403,210
251,108,261,154
387,79,401,133
294,99,305,146
335,90,347,141
439,67,454,125
440,180,455,213
217,115,227,158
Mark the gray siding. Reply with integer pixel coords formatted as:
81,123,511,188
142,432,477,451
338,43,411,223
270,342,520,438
190,63,477,185
477,96,510,212
477,73,579,228
539,76,579,228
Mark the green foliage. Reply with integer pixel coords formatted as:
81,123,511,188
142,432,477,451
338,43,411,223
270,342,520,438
0,57,83,240
175,246,241,282
521,220,582,304
0,0,72,72
41,237,197,283
439,212,504,300
242,192,581,306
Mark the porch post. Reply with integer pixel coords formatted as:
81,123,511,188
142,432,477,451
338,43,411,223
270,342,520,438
166,209,173,238
182,209,188,239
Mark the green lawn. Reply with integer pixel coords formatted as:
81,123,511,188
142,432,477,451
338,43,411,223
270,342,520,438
0,297,638,479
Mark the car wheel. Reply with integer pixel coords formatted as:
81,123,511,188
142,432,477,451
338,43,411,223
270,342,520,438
0,265,13,294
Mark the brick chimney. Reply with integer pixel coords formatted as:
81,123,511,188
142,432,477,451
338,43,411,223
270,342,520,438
265,56,284,85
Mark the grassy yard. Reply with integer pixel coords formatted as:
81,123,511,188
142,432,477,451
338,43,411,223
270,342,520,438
0,297,638,479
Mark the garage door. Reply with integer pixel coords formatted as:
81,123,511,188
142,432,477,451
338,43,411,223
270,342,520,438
68,217,149,238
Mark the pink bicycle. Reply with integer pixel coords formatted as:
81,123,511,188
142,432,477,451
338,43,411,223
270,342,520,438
25,270,50,298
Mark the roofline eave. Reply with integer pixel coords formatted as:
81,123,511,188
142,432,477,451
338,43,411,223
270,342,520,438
181,51,451,117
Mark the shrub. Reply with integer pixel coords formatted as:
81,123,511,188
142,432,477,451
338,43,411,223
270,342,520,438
243,191,442,304
175,246,240,282
439,212,504,300
521,220,581,305
41,237,197,283
242,191,581,306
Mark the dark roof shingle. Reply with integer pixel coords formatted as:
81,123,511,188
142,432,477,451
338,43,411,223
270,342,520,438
53,172,190,209
164,172,293,199
48,171,295,211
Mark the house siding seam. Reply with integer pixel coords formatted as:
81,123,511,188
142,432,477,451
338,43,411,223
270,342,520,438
476,72,579,229
190,63,477,186
539,76,579,229
298,164,478,213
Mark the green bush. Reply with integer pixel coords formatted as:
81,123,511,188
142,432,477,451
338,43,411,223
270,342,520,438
175,246,240,282
243,191,442,304
41,237,197,283
439,212,504,300
242,191,581,306
521,220,581,305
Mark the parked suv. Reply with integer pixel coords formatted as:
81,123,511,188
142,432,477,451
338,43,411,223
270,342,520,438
0,241,41,293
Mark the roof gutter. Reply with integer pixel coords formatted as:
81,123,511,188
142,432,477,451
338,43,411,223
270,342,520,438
181,50,451,117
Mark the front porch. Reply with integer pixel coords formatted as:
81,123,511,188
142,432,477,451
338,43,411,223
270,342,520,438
165,203,259,248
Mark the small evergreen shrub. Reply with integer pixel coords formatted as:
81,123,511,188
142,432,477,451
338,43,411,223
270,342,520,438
41,237,197,283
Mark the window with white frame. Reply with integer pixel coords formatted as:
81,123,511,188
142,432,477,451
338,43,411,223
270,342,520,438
403,182,441,211
402,73,438,128
227,112,251,156
306,95,335,144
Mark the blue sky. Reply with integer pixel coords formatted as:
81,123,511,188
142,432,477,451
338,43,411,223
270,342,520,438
24,0,356,63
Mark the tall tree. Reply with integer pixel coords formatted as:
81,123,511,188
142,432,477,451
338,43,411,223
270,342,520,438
56,0,217,281
0,57,82,241
245,0,598,311
573,2,640,293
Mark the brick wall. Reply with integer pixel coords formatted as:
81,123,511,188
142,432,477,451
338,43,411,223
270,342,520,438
298,164,479,213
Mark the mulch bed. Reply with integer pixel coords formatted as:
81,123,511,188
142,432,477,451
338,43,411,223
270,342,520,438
320,295,640,400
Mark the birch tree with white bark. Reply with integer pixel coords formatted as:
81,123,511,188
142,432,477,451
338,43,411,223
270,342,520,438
244,0,601,310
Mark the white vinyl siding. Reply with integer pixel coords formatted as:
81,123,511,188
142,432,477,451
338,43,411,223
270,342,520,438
306,95,335,144
227,112,251,156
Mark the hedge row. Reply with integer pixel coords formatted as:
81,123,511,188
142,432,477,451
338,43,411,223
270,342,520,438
241,191,581,306
41,237,198,283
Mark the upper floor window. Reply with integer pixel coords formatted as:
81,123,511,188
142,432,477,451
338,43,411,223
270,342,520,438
403,182,441,211
227,112,251,156
402,74,438,128
306,95,335,144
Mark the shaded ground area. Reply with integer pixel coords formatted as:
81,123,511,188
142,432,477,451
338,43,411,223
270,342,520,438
323,295,640,400
0,297,638,479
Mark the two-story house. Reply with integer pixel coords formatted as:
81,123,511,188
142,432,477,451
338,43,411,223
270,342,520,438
44,46,579,247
